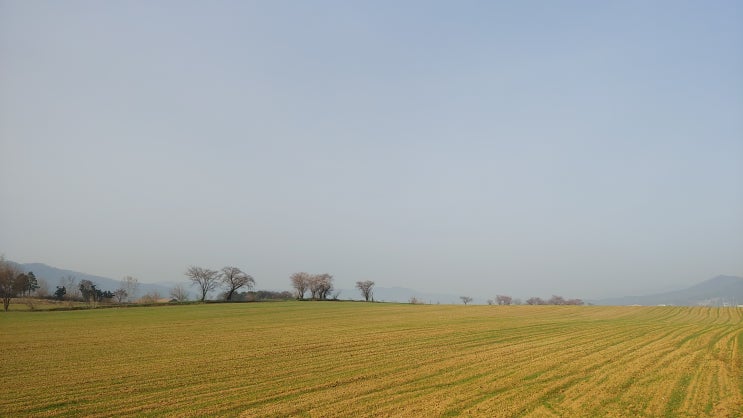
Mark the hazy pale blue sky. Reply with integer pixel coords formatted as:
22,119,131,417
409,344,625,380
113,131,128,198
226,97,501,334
1,0,742,299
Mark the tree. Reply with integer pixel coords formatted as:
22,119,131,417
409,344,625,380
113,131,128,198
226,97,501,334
548,295,566,305
496,295,513,305
54,286,67,301
355,280,375,302
79,280,94,303
16,272,39,297
185,266,220,302
234,290,293,302
308,274,333,300
113,288,128,303
35,277,50,298
170,284,189,302
99,290,114,302
61,275,80,302
139,292,161,304
0,257,24,311
121,276,139,303
460,296,473,305
220,267,255,301
526,297,545,305
15,273,28,297
290,272,311,300
79,279,102,308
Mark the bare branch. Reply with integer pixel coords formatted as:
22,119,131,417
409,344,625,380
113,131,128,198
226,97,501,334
355,280,375,302
220,267,254,301
185,266,220,302
290,272,311,300
308,274,333,300
0,256,24,311
170,284,189,302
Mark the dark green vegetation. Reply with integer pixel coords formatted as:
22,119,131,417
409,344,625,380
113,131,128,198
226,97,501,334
1,303,741,416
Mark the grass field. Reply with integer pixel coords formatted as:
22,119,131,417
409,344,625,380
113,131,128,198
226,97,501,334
1,302,742,417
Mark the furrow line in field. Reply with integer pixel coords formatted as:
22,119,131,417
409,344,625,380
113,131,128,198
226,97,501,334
451,324,704,416
236,320,663,416
579,324,737,416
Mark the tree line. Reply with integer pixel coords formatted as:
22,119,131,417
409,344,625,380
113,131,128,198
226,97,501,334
481,294,584,305
1,256,378,310
288,272,376,302
4,256,586,310
185,266,255,301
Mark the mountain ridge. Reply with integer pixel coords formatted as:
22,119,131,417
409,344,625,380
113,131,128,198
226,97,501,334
14,261,742,306
594,275,743,306
18,262,172,299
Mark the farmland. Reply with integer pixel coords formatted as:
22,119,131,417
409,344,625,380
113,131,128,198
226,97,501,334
1,302,742,417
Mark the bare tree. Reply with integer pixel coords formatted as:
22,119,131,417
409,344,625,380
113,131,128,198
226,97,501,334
121,276,140,303
61,275,80,302
525,295,583,305
308,274,333,300
548,295,566,305
220,267,255,301
290,272,311,300
0,256,24,311
496,295,513,305
113,288,128,303
355,280,375,302
186,266,220,301
460,296,473,305
139,291,161,304
35,277,50,298
318,274,334,300
170,284,189,302
526,297,545,305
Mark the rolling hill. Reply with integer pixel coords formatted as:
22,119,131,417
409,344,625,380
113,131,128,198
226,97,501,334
18,262,172,299
596,275,743,306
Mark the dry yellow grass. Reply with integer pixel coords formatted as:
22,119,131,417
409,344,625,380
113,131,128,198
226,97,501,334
1,302,741,416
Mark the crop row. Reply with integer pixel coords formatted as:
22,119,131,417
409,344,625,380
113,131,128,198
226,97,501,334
1,303,741,416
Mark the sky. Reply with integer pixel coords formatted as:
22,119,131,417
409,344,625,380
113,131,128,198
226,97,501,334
1,0,742,300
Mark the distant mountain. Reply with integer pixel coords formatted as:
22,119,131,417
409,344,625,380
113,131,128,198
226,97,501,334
19,262,172,299
15,262,467,304
596,275,743,306
16,262,739,307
